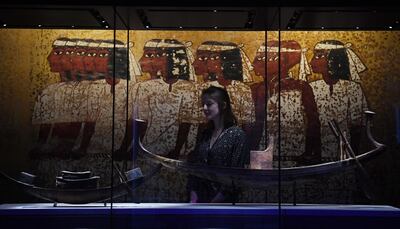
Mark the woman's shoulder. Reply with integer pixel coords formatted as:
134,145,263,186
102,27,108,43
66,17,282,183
224,126,246,137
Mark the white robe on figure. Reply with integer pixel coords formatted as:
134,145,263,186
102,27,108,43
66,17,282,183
309,79,368,161
133,78,200,156
267,90,307,168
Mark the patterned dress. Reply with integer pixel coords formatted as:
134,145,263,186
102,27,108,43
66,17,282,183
187,125,250,202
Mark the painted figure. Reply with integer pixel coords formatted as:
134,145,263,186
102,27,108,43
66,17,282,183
31,38,95,159
86,40,141,159
251,40,321,168
309,40,368,161
118,39,199,160
31,38,141,159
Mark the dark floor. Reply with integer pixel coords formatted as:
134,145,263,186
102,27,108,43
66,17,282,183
1,203,400,229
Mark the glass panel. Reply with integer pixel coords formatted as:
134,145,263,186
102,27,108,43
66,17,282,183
111,5,282,229
277,5,399,226
0,31,116,198
0,5,117,227
109,10,135,224
1,3,398,229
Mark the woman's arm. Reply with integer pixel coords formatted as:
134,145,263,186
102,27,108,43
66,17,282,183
231,128,251,168
190,190,199,203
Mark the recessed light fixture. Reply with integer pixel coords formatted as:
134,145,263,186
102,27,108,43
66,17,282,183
71,25,75,28
38,24,42,27
389,26,393,29
321,26,324,29
287,27,291,29
102,20,106,23
105,25,109,28
356,26,359,29
3,24,6,27
213,10,217,13
145,25,149,29
214,26,218,29
179,26,183,29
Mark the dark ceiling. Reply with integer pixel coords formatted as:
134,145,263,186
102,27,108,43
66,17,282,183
0,2,399,30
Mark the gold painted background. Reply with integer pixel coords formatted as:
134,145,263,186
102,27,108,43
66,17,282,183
0,29,399,203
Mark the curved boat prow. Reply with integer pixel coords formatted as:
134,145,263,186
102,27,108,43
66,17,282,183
365,111,385,149
134,110,386,189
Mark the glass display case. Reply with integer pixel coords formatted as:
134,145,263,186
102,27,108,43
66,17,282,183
1,2,399,228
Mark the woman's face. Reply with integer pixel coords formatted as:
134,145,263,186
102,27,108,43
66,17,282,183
202,96,221,122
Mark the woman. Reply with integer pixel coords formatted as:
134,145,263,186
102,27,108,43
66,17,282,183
129,39,198,160
187,86,250,203
192,41,255,149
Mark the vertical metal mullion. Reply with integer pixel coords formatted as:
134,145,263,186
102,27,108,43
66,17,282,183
110,4,117,228
277,5,282,229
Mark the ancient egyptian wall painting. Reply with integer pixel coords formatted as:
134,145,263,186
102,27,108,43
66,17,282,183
0,30,399,202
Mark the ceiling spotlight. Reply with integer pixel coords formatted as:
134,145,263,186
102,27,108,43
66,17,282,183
179,26,183,29
38,24,42,27
71,25,75,28
145,25,149,29
102,20,106,23
356,26,359,29
105,25,109,28
321,26,324,30
213,10,217,13
389,26,393,29
287,26,291,29
214,26,218,29
3,24,6,27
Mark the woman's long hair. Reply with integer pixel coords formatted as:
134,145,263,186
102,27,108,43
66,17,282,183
201,86,237,130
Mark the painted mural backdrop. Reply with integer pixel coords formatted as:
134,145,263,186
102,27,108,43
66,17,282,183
0,30,399,203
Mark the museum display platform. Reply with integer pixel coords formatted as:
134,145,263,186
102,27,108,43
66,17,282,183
1,203,399,228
